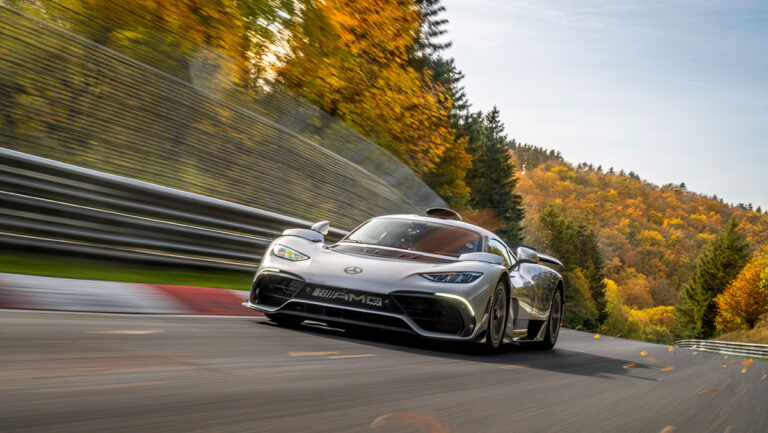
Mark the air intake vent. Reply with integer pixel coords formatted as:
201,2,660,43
253,274,304,307
392,293,468,336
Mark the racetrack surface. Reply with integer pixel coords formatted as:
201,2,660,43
1,310,766,433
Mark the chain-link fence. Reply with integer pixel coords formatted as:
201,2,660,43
0,3,444,231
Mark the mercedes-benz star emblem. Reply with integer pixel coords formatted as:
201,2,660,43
344,266,363,274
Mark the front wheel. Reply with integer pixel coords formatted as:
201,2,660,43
485,281,508,352
535,290,563,350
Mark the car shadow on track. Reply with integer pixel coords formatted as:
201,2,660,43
255,320,658,381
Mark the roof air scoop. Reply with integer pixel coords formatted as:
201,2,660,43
426,208,462,221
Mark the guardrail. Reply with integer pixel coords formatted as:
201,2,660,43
0,147,349,271
674,339,768,360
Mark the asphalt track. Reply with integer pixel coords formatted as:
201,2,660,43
1,309,767,433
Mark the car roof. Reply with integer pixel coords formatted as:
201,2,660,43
371,214,499,239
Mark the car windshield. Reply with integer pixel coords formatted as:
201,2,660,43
344,218,483,257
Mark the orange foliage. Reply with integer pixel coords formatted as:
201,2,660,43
715,247,768,330
278,0,459,175
517,158,768,307
614,267,654,308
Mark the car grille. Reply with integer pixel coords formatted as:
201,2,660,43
252,274,304,307
391,293,469,336
281,302,412,332
292,284,403,314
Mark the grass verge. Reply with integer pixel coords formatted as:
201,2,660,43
0,251,253,290
716,323,768,345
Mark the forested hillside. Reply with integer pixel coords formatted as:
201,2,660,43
517,154,768,306
512,149,768,341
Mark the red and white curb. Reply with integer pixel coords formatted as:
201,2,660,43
0,273,261,316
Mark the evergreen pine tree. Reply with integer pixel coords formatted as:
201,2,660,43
577,225,608,324
463,107,525,241
676,219,749,338
537,205,607,327
408,0,471,204
410,0,468,117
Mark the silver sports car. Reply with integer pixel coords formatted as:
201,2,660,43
243,209,564,350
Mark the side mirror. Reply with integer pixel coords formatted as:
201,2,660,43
516,246,539,264
311,221,329,235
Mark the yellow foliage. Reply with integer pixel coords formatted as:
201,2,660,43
550,165,575,181
599,188,619,203
57,0,252,82
626,306,676,330
278,0,457,175
517,154,768,320
614,267,653,308
636,230,665,248
715,247,768,330
663,217,684,228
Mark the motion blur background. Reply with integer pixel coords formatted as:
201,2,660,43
1,0,768,344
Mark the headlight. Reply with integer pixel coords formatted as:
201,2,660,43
272,244,310,261
420,272,482,283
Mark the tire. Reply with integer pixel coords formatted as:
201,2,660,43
535,290,563,350
485,281,508,352
265,313,303,327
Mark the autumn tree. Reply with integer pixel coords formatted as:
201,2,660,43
278,0,460,177
422,137,472,208
676,219,749,338
714,247,768,330
601,279,640,339
613,267,654,309
403,0,475,208
601,280,676,344
562,268,599,330
34,0,300,83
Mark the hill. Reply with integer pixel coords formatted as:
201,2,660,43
511,147,768,310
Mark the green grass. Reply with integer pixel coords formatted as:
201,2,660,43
0,251,253,290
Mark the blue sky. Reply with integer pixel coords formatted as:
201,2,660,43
443,0,767,209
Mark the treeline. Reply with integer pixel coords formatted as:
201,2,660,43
277,0,525,240
511,142,563,172
516,155,768,342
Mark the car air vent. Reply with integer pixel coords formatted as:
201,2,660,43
254,274,304,307
392,293,468,336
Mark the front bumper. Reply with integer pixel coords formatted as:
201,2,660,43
243,270,487,341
